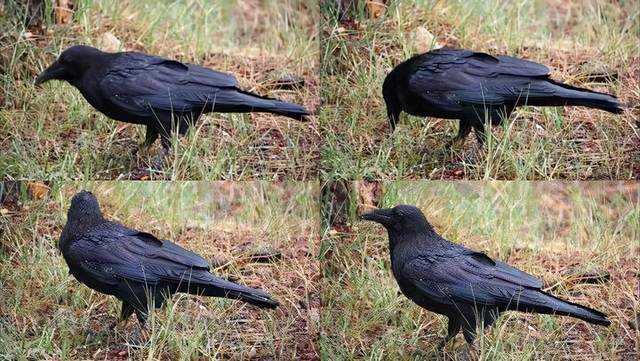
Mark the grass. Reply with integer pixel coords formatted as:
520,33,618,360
320,0,640,180
0,181,320,360
0,0,319,180
321,181,639,360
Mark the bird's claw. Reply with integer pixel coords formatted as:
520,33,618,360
445,137,466,152
150,153,166,171
127,324,150,346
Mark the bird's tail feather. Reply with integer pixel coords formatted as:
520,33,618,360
524,80,624,114
210,89,309,121
513,290,610,326
178,272,279,309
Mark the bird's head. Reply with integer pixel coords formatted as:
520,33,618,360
59,190,105,250
361,204,433,237
35,45,103,86
67,190,103,222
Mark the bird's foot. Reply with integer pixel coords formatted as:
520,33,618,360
108,319,119,332
150,155,165,171
126,324,150,346
458,343,478,361
123,167,152,180
149,147,168,171
122,147,168,179
445,137,466,153
438,337,451,350
438,336,466,351
131,143,152,157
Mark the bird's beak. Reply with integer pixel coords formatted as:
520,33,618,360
35,61,65,86
361,208,394,225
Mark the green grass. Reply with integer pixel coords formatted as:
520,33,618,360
320,0,640,180
321,181,639,360
0,0,319,180
0,181,320,360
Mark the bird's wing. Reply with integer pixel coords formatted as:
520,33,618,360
68,224,210,286
403,250,543,307
64,234,121,286
495,55,550,77
408,49,551,106
99,52,239,115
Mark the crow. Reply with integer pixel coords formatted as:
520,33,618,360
59,191,278,327
361,205,610,347
36,45,309,162
382,48,623,144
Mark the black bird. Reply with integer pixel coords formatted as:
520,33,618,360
361,205,610,346
382,48,623,144
59,191,278,326
36,45,309,158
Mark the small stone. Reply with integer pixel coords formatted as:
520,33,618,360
563,266,610,284
99,32,121,53
574,62,618,83
263,72,305,90
413,26,442,53
242,245,282,263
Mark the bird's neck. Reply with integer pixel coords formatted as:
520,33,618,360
59,215,106,252
388,228,437,253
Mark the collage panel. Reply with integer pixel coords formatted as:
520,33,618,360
321,181,638,359
320,1,638,180
1,0,639,360
1,0,319,180
0,181,319,359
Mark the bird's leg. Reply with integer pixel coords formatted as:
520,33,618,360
446,119,472,149
150,136,170,170
107,301,134,336
460,343,478,361
127,310,150,345
439,318,462,350
141,126,159,149
130,126,159,157
119,301,135,323
472,122,486,145
457,327,478,361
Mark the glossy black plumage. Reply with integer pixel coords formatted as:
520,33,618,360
361,205,610,346
59,191,278,325
36,45,309,151
383,48,623,143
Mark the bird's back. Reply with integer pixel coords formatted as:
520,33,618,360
390,48,555,118
91,51,239,120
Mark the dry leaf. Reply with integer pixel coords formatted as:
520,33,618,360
114,123,130,133
366,0,385,19
28,182,49,200
54,0,74,25
355,181,381,214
